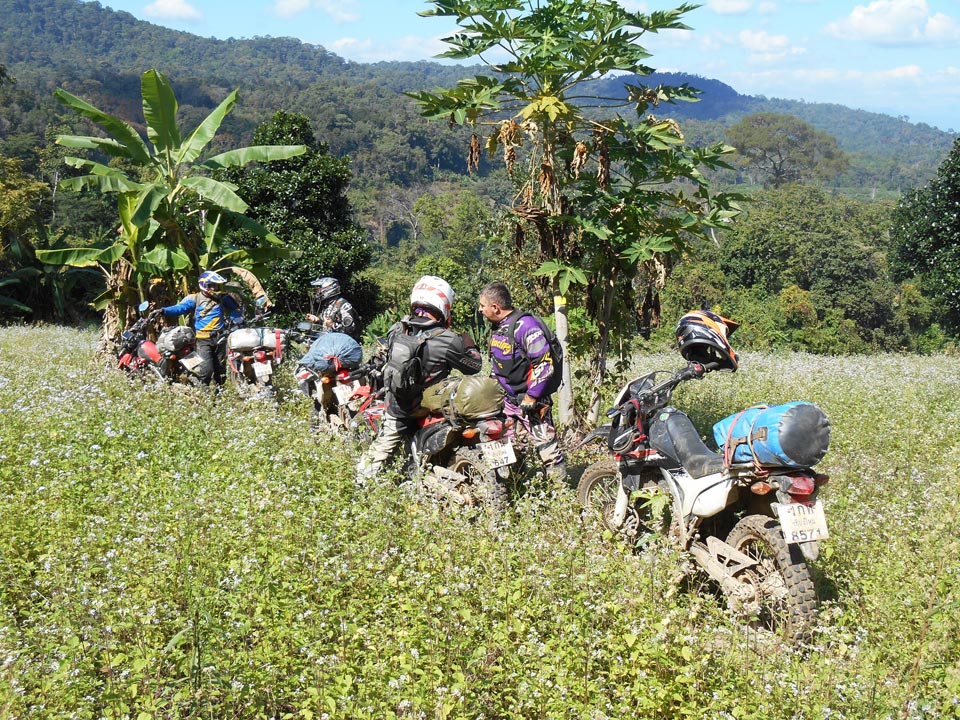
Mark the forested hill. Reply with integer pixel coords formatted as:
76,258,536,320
0,0,955,189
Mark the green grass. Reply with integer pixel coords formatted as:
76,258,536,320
1,326,958,719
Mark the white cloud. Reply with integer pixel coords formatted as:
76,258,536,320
271,0,359,23
707,0,754,14
273,0,310,19
143,0,201,21
825,0,960,45
738,28,790,52
316,0,361,24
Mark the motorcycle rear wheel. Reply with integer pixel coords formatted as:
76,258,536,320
448,447,508,515
725,514,818,644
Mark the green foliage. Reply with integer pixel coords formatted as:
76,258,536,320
2,326,959,716
891,138,960,333
726,112,850,187
219,110,374,326
412,0,744,423
683,184,913,352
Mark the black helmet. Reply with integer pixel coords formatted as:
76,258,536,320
310,277,341,303
675,310,739,371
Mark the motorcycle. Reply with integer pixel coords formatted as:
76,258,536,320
296,358,384,433
226,312,288,398
361,376,521,514
576,361,830,644
117,301,205,385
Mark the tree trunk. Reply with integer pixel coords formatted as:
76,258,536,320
587,272,617,425
96,262,133,360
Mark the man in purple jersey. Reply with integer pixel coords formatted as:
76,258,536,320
478,281,566,482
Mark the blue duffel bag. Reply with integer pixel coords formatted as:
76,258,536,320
712,401,830,468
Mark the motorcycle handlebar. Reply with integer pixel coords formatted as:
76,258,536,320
605,362,715,418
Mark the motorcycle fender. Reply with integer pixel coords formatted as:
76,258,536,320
138,341,161,364
799,541,820,562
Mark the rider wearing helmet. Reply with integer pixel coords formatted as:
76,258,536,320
159,270,243,386
306,276,360,339
355,275,482,482
675,309,739,371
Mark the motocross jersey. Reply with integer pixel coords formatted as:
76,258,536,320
162,292,242,338
320,297,360,338
489,312,556,400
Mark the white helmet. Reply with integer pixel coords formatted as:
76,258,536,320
410,275,455,327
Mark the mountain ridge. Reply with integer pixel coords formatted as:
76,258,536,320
0,0,955,190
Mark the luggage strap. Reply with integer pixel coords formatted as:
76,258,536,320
722,404,769,474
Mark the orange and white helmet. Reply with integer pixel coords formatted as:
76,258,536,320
410,275,455,327
676,309,739,371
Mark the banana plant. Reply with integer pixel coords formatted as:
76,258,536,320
37,69,305,343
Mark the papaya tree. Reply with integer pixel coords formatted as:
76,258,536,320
36,69,306,349
409,0,742,423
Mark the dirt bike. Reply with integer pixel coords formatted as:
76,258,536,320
360,377,521,514
296,359,384,433
576,361,830,644
225,312,288,398
117,301,205,385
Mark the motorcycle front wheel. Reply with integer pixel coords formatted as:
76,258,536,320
577,459,667,543
725,514,818,644
448,447,508,515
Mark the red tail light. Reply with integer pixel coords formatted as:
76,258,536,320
784,473,815,498
337,370,351,382
477,419,503,440
254,350,267,363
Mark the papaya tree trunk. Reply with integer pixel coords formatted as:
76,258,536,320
587,270,617,425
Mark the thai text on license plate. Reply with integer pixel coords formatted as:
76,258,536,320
253,361,272,379
480,438,516,469
333,382,356,404
777,499,829,543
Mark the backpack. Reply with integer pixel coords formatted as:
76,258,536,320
506,311,565,396
382,320,444,398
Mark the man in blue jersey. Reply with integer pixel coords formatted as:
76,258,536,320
159,270,243,386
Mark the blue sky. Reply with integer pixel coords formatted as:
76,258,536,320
95,0,960,132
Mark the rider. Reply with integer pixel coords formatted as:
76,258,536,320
478,281,566,482
355,275,482,482
158,270,243,386
306,276,360,339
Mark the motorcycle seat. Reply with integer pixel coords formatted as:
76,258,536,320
649,408,725,479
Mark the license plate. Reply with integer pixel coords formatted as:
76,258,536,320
253,361,272,379
180,354,203,371
333,382,356,404
777,499,829,543
480,438,516,469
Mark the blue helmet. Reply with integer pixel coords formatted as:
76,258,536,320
198,270,227,294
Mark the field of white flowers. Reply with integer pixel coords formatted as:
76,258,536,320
1,325,958,719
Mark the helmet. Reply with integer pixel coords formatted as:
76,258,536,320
198,270,227,294
675,309,739,371
410,275,455,327
311,277,341,303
